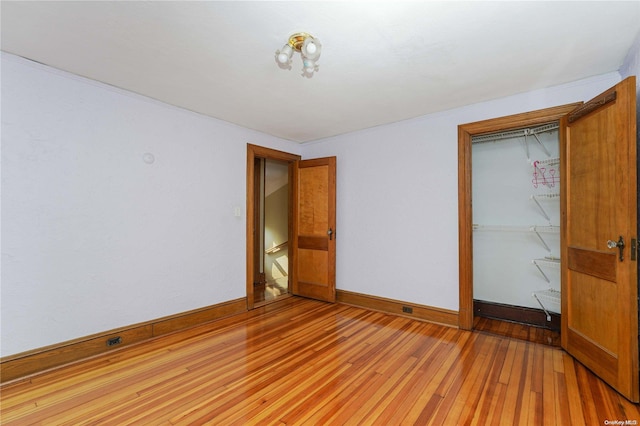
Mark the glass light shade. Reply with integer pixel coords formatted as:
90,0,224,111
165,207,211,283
306,42,317,55
302,57,317,75
301,37,321,61
275,44,293,64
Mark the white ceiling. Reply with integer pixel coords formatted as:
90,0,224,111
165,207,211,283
2,1,639,143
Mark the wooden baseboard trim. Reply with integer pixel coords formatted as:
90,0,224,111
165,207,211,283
473,299,560,331
336,290,458,328
0,298,247,384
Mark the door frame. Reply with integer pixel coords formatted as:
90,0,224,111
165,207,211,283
457,103,582,329
246,144,301,309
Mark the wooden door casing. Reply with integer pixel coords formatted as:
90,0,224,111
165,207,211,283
246,144,300,309
457,104,582,330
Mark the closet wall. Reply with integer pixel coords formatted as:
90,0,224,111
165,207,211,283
472,124,561,316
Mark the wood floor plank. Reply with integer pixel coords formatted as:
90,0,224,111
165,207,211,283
1,297,639,425
500,340,526,424
401,330,473,424
529,390,543,426
370,328,455,424
542,346,558,425
486,382,508,425
300,320,424,424
443,335,498,425
427,332,483,425
561,352,586,426
498,339,519,385
531,342,545,393
324,338,419,421
357,328,449,424
275,319,397,423
516,343,535,426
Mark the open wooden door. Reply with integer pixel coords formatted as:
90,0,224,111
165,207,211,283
561,77,638,402
291,157,336,302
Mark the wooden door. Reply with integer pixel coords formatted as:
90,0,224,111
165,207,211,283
291,157,337,302
561,77,638,402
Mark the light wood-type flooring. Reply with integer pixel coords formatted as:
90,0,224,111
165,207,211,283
1,297,639,425
473,316,561,348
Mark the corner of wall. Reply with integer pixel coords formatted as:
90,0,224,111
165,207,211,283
620,29,640,94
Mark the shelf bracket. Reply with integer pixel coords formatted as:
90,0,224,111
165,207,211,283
532,293,552,322
531,133,552,157
531,195,551,221
532,260,551,283
532,228,551,252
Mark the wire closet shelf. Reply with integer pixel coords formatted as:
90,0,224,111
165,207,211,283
472,121,561,321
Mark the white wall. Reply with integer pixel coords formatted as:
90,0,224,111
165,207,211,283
302,71,621,312
264,183,289,290
619,30,639,285
0,49,629,357
620,30,640,94
472,130,561,311
620,30,639,149
0,53,300,357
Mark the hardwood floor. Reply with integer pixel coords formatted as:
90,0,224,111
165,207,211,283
253,283,289,305
1,297,638,425
473,316,561,347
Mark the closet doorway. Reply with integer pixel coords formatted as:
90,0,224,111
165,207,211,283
459,77,638,402
471,121,563,332
246,144,300,308
457,103,580,330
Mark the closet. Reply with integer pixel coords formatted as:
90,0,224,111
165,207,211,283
472,122,560,328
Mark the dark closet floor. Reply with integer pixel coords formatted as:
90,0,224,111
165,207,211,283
474,316,561,347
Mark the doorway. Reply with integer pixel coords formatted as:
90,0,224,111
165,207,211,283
247,144,337,308
463,79,639,402
471,121,562,332
246,144,300,309
457,103,580,330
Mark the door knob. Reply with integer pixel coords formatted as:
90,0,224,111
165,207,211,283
607,236,625,261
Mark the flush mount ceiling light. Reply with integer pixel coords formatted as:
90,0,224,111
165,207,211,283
275,32,322,77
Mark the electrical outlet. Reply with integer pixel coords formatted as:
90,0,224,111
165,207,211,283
402,306,413,314
106,336,122,347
